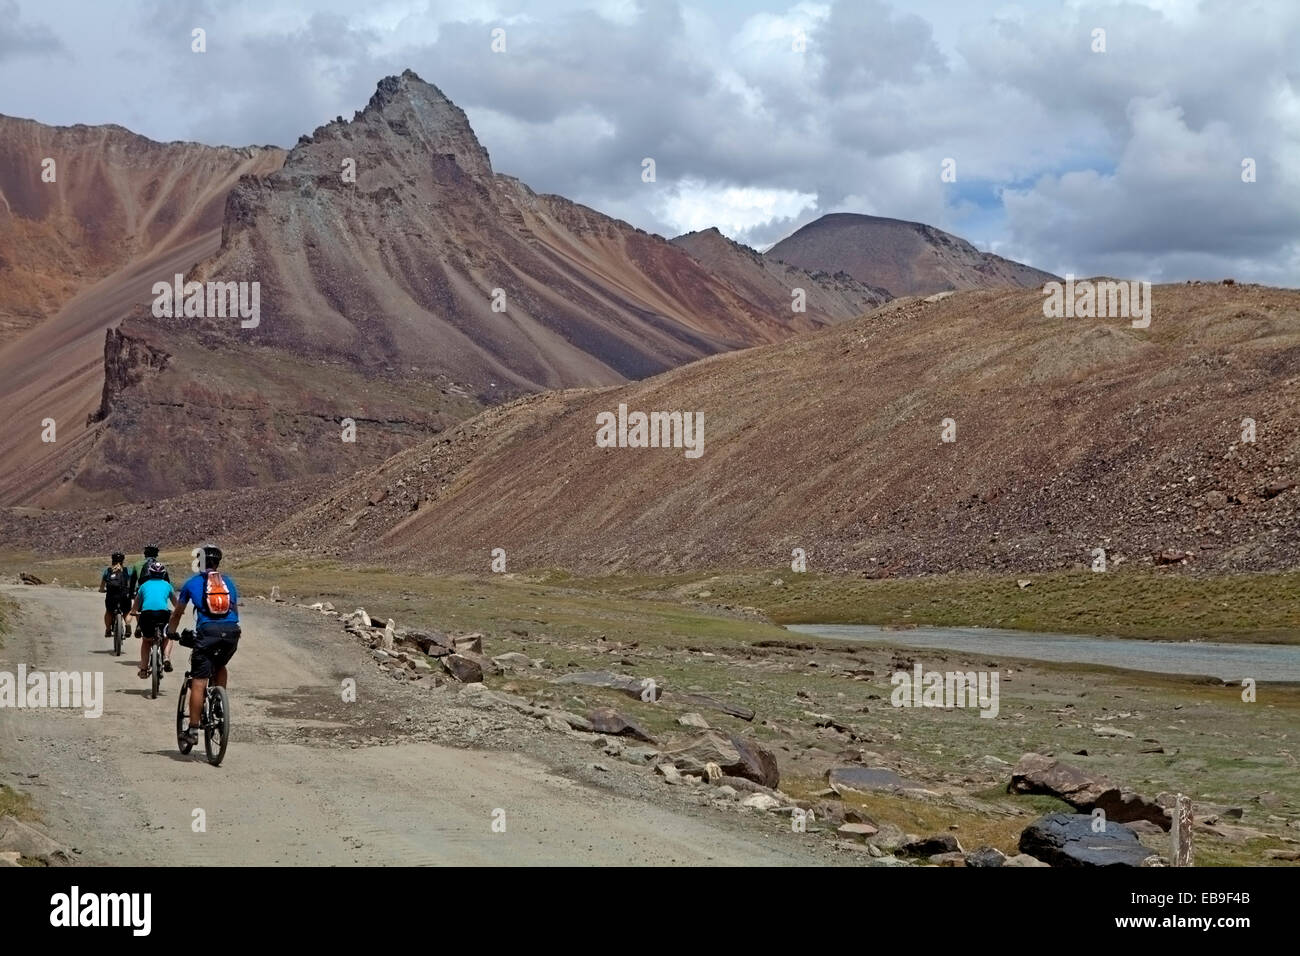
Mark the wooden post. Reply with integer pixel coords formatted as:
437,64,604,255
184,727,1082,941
1171,793,1193,866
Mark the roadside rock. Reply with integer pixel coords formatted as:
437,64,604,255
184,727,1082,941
587,707,656,743
866,823,907,852
442,654,484,683
1004,853,1051,867
965,846,1008,867
838,822,879,839
741,793,781,811
900,834,962,857
542,715,573,734
677,712,710,729
659,732,779,788
1019,813,1158,867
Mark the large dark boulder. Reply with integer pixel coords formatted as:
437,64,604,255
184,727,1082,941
442,654,483,683
1019,813,1159,867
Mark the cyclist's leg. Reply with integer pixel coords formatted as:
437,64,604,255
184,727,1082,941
212,631,238,688
188,677,206,726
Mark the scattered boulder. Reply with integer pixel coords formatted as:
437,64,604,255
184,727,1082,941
587,707,656,744
1009,753,1168,830
407,630,455,656
677,712,710,730
965,846,1008,867
827,766,926,795
1003,853,1050,867
454,633,484,655
542,715,572,734
18,573,42,585
741,793,781,811
659,732,779,788
900,834,962,857
348,608,372,627
556,670,662,702
655,762,682,785
838,822,879,839
442,654,484,684
930,851,966,867
866,823,908,852
1153,549,1193,566
1019,813,1158,867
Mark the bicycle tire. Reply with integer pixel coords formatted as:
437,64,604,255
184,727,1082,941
176,676,194,754
112,613,123,656
205,686,230,766
150,641,161,700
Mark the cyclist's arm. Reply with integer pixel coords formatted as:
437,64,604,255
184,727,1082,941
131,591,142,614
98,569,106,593
167,591,190,636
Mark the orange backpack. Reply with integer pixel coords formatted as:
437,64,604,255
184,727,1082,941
201,571,232,617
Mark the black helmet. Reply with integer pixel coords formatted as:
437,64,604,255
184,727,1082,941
201,544,223,569
111,551,125,564
143,544,160,558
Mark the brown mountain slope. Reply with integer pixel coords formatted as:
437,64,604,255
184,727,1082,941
766,212,1058,298
671,227,890,321
12,70,868,506
0,115,283,340
188,70,839,392
267,282,1300,574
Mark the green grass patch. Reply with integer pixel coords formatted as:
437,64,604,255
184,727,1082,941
543,569,1300,644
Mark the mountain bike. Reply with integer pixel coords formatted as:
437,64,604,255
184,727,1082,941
175,630,230,766
111,609,125,657
143,620,167,699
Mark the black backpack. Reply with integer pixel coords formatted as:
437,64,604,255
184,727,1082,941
106,565,127,589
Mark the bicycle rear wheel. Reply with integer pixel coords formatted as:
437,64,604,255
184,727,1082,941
176,676,194,754
205,686,230,766
112,613,123,656
150,641,161,699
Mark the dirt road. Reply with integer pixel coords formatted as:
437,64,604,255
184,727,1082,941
0,582,829,865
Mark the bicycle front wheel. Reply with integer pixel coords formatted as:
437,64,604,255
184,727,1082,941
150,645,161,700
176,678,194,754
205,686,230,766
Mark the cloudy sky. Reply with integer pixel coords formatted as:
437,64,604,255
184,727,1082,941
2,0,1297,284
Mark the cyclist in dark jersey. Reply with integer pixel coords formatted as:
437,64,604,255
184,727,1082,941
99,552,132,638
